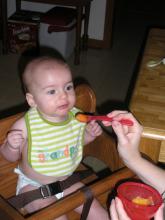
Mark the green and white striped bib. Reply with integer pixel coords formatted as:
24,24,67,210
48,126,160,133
25,107,86,177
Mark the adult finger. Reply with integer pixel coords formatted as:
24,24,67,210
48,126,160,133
109,199,119,220
115,197,131,220
154,204,164,220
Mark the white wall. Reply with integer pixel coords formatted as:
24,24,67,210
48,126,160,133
7,0,16,16
7,0,106,40
89,0,106,40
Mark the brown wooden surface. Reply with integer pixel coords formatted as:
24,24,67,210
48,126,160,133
130,28,165,163
0,196,24,220
84,132,124,171
75,84,96,113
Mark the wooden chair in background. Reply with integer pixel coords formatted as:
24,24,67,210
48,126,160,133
0,84,134,220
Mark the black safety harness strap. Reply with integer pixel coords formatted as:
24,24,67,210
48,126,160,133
80,187,94,220
8,169,94,219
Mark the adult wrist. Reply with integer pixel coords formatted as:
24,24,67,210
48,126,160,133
123,152,141,168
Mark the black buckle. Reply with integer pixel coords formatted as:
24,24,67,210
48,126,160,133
40,181,62,199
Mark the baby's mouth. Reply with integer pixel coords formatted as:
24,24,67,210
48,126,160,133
58,104,69,110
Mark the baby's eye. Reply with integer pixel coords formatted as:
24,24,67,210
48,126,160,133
47,89,56,95
65,84,74,91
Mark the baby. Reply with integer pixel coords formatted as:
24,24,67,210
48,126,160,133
0,56,109,219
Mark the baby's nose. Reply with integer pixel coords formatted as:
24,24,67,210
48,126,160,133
60,90,67,98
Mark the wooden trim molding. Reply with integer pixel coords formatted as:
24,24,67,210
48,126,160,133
103,0,114,48
88,38,105,48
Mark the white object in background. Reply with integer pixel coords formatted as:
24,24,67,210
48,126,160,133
146,58,165,67
39,22,75,59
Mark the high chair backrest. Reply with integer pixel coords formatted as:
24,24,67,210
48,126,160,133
75,83,96,113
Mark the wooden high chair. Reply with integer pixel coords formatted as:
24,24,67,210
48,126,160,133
0,84,135,219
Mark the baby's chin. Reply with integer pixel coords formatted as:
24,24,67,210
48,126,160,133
39,111,67,123
45,115,68,123
54,110,70,121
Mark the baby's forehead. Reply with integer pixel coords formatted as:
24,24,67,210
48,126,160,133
27,59,68,77
32,59,63,71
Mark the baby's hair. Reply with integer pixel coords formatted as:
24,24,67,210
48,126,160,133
22,56,70,93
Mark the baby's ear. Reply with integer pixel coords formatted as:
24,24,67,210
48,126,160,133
26,93,36,107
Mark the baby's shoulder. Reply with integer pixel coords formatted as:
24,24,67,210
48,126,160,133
11,116,26,132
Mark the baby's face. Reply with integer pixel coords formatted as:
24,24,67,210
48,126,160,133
26,61,76,122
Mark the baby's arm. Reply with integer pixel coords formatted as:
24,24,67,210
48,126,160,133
0,117,27,162
84,120,102,145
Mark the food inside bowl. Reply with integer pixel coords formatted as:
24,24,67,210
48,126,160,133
132,196,154,206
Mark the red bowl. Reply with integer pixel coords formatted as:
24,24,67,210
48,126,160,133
117,182,163,220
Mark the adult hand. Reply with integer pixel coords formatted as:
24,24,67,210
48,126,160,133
109,197,164,220
103,111,143,163
154,203,164,220
109,197,131,220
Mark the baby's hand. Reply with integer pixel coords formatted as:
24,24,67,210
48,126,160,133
7,129,24,150
86,120,102,137
84,121,102,144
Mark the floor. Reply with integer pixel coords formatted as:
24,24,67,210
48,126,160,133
1,0,165,118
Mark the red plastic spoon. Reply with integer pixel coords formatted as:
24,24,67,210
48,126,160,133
75,113,133,126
